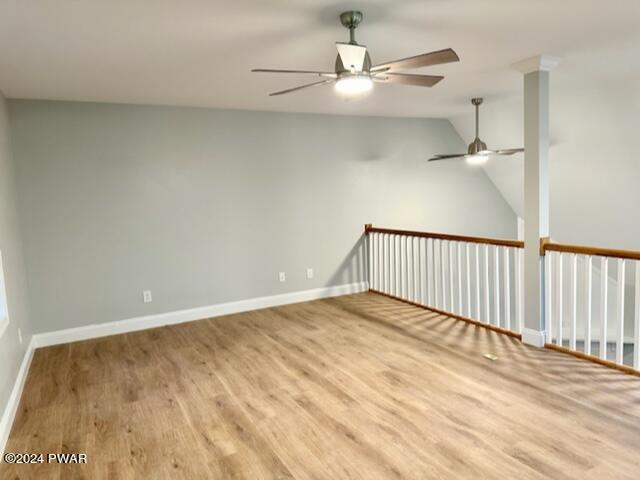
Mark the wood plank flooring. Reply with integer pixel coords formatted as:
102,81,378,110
2,292,640,479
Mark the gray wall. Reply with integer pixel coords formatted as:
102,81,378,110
0,92,32,424
9,100,516,333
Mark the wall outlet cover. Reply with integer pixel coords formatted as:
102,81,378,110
279,272,286,283
306,268,314,279
143,290,153,303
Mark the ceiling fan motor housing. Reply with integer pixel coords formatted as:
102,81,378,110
336,11,370,76
468,138,488,155
335,52,371,75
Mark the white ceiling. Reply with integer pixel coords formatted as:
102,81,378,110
1,0,639,118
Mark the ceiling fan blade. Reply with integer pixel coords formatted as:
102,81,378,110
427,154,468,162
252,68,337,77
371,48,460,73
374,73,444,87
492,148,524,155
336,43,367,72
269,79,335,96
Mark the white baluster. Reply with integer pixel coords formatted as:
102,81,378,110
457,243,463,315
433,240,439,307
434,240,440,309
396,235,401,297
475,244,481,320
387,235,392,295
466,243,472,318
420,238,427,305
634,261,640,370
372,232,377,292
414,237,419,302
403,236,409,299
392,235,398,296
427,238,434,306
545,253,553,343
407,236,411,300
503,247,511,331
378,233,389,293
396,235,401,296
413,237,422,303
376,233,384,291
584,256,593,355
397,236,402,298
413,237,424,305
372,233,378,291
494,246,501,327
616,259,626,365
406,236,411,300
406,236,412,301
600,256,609,360
410,236,416,301
449,242,455,313
484,244,490,323
570,253,578,351
555,252,564,346
441,240,447,310
383,233,391,293
371,232,376,291
515,248,524,333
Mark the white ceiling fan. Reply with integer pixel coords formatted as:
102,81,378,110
252,10,460,97
429,98,524,165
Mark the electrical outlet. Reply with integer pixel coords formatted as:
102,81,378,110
279,272,286,283
17,328,22,345
306,268,314,279
143,290,153,303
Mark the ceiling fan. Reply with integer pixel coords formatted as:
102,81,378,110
252,10,459,97
429,98,524,165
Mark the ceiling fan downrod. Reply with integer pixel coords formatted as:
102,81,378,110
468,98,487,155
472,97,482,138
340,11,363,45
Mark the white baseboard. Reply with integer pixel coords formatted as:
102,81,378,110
522,328,546,348
0,336,36,455
33,281,369,348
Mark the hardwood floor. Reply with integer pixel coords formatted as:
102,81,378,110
2,292,640,479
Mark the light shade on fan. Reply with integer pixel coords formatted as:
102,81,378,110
335,75,373,95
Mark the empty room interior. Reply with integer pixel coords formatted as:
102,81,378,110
1,1,640,478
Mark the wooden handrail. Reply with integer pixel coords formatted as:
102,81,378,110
364,224,523,249
365,225,640,260
543,241,640,261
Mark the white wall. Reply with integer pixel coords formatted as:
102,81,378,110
0,91,33,436
8,100,517,334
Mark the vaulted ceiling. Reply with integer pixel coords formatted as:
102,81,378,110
1,0,639,118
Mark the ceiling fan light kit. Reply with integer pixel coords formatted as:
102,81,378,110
252,10,459,98
334,75,373,95
429,98,524,164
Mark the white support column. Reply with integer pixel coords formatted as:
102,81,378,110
513,55,560,347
